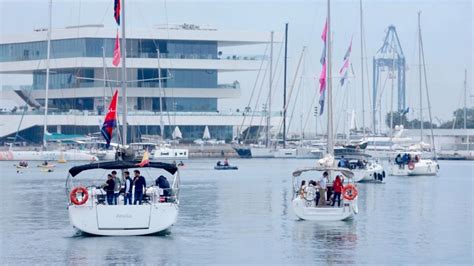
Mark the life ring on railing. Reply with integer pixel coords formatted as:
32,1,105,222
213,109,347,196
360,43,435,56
70,186,89,205
408,161,415,170
342,184,358,201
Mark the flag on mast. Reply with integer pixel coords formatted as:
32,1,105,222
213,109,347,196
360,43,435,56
114,0,121,26
318,19,327,115
339,37,353,86
113,31,120,67
100,90,118,148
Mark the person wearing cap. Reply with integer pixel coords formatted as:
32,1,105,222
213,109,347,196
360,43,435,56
133,170,146,205
123,170,132,205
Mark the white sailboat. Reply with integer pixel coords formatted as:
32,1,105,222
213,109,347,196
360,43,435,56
389,12,439,176
292,0,358,221
66,0,180,236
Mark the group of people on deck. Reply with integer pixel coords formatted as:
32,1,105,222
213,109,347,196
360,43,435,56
299,172,344,207
337,156,366,170
103,170,146,205
394,153,420,168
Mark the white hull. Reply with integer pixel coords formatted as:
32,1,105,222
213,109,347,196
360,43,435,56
0,150,98,161
390,159,439,176
68,188,178,236
292,197,357,221
353,162,385,182
250,147,322,159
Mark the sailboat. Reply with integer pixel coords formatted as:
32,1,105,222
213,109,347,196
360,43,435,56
389,12,439,176
292,1,358,221
66,0,180,236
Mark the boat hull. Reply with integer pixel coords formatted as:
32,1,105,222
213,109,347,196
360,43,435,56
214,165,238,170
390,159,439,176
68,203,178,236
292,197,357,221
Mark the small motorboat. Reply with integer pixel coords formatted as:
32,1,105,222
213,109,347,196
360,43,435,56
214,165,238,170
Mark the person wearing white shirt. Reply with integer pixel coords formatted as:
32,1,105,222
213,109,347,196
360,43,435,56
123,171,132,205
318,172,328,206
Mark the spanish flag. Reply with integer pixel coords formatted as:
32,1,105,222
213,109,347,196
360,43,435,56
138,150,150,167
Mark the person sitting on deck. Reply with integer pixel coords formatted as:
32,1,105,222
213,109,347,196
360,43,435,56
133,170,147,205
217,161,222,166
103,174,115,205
42,160,48,166
156,175,171,197
224,158,229,166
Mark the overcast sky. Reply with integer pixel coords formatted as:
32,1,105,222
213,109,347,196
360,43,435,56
0,0,472,134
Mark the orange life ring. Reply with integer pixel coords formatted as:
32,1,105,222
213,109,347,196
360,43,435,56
342,184,358,201
70,186,89,205
408,162,415,170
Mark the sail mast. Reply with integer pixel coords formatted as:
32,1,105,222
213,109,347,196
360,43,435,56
326,0,334,156
283,23,288,149
121,0,127,146
418,11,423,143
266,31,274,148
157,49,165,139
43,0,53,149
359,0,365,137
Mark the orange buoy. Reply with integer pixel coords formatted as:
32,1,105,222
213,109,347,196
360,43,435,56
70,186,89,205
342,184,358,201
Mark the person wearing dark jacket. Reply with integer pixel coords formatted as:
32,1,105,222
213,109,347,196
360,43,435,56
155,175,171,197
103,174,115,205
133,170,146,205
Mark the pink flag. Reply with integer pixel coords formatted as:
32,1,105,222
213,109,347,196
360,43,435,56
339,58,350,74
321,19,328,42
113,31,120,67
319,61,327,94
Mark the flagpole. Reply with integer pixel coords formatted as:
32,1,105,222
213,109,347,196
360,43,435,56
121,0,127,147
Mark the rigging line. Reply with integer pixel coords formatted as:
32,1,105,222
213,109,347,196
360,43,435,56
244,54,270,142
13,59,44,144
238,43,269,138
286,70,304,136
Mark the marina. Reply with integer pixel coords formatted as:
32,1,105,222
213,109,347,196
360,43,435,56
0,0,472,264
0,159,472,264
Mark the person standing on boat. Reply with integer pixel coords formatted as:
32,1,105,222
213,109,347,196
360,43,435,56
111,171,121,205
332,175,343,207
133,170,146,205
299,180,307,198
123,171,132,205
318,172,328,206
103,174,115,205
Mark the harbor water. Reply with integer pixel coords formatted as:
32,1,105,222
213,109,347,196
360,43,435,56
0,159,472,264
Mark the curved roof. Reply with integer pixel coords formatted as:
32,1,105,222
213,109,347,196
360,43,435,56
68,160,178,177
292,167,354,179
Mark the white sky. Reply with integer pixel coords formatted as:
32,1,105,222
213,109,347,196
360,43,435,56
0,0,472,134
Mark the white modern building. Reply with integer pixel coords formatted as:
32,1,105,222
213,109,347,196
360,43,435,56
0,24,281,143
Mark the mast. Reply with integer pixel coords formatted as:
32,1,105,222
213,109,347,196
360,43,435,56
266,31,274,148
419,11,437,159
157,49,165,139
43,0,52,149
102,46,107,110
359,0,366,137
464,69,467,131
121,0,127,146
327,0,334,156
283,23,288,149
418,11,423,143
390,53,395,140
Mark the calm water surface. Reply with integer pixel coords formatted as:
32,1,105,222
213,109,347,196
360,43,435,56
0,159,472,264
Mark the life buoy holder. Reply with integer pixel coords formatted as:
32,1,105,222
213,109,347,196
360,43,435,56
408,162,415,170
70,186,89,205
342,184,358,201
